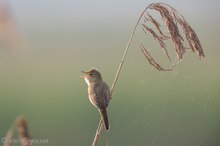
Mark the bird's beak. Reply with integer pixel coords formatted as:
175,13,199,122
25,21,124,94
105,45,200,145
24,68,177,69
81,71,87,74
80,71,87,78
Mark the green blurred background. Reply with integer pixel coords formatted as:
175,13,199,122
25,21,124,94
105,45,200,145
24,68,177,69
0,0,220,146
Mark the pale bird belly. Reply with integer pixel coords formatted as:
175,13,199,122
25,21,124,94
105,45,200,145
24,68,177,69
88,88,98,108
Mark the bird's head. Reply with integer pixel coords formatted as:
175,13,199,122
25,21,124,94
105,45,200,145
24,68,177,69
80,68,102,85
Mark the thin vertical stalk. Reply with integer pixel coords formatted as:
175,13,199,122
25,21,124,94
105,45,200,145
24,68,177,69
91,5,151,146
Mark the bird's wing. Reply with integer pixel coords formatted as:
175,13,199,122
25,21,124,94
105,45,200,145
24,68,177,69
103,86,110,107
93,83,110,109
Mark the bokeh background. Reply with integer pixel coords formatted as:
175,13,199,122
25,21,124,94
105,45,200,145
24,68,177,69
0,0,220,146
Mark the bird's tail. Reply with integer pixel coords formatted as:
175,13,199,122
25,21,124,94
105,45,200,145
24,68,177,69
100,108,109,131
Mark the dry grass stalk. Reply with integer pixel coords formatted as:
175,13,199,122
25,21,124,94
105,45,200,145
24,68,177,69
176,16,204,58
92,119,104,146
148,3,185,62
16,116,31,146
142,23,171,62
3,129,14,146
146,13,163,37
140,44,172,71
92,2,205,146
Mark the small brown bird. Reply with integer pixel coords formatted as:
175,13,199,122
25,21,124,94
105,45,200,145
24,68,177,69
80,68,111,131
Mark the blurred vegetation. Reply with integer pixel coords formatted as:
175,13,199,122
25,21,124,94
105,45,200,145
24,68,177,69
0,0,220,146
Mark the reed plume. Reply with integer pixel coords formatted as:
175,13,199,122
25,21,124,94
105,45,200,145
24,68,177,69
16,116,31,146
141,3,204,70
3,129,14,146
3,116,31,146
92,2,205,146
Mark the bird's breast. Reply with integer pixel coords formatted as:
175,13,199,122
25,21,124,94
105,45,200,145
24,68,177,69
88,87,98,108
84,78,90,86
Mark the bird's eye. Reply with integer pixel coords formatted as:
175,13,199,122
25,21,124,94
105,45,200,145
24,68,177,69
89,73,93,76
